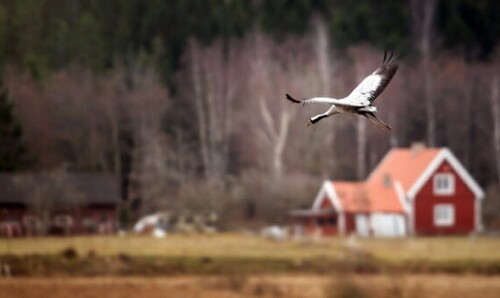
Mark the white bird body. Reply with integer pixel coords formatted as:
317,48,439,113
286,51,398,131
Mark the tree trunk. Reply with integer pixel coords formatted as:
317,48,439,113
412,0,436,146
423,49,435,147
491,75,500,183
189,40,210,180
313,16,336,177
357,117,367,179
351,46,371,180
257,95,291,178
462,70,474,168
250,33,293,179
187,40,235,190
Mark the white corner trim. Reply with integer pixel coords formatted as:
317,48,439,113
311,181,344,212
475,197,483,232
409,197,415,235
407,148,485,200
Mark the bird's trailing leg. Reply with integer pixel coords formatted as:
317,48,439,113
363,112,392,131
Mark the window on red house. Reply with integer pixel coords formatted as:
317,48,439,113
433,173,455,195
434,204,455,226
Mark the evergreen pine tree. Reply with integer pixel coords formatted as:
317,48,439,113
0,78,32,171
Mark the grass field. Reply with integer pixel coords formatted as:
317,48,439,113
1,234,500,261
2,235,500,297
1,234,500,276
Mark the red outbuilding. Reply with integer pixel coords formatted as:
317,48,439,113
0,173,120,237
289,144,484,237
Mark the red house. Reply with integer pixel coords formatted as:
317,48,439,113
289,144,484,236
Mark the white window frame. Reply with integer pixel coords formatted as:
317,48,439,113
433,204,455,227
433,173,455,195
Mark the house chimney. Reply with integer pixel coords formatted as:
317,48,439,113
382,173,392,188
411,142,425,156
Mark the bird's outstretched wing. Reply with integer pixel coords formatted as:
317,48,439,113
286,94,365,107
286,52,398,108
347,51,399,105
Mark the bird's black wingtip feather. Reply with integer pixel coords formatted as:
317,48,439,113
382,50,399,65
388,51,394,62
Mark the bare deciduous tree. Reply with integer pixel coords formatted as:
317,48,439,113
247,32,302,178
186,39,239,190
44,68,109,170
350,46,370,179
491,74,500,182
350,45,389,179
4,68,59,167
123,64,171,214
312,16,337,178
411,0,437,146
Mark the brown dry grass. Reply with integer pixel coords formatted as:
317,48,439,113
320,274,500,298
1,274,500,298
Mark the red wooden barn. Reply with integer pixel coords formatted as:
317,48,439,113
289,144,484,237
0,173,119,237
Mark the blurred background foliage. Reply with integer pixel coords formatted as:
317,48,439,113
0,0,499,227
0,0,497,79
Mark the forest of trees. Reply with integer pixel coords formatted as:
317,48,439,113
0,0,499,227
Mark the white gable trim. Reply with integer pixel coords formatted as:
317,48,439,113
311,181,346,235
407,150,446,200
407,148,485,200
312,181,343,212
394,181,409,214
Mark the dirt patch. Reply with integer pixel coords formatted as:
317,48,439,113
0,277,248,298
1,275,500,298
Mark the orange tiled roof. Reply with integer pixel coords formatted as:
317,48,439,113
367,147,441,191
331,147,441,213
331,181,369,212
